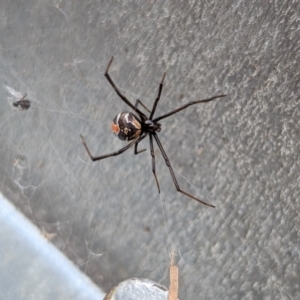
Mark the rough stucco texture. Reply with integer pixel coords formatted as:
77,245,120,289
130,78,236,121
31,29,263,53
0,1,299,299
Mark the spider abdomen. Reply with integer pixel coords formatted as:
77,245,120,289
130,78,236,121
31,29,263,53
111,112,142,141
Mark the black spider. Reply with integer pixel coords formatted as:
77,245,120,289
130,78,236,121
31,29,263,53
80,57,226,207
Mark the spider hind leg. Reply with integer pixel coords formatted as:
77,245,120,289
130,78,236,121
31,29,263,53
134,138,147,155
104,57,146,118
135,99,151,113
80,134,146,161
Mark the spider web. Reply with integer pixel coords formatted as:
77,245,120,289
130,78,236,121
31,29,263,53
0,1,299,299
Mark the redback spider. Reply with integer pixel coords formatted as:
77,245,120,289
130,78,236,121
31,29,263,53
81,57,226,207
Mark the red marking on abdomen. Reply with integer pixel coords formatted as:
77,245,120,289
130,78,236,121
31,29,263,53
111,122,120,134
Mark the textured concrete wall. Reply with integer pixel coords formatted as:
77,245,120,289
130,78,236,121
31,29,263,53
0,1,299,299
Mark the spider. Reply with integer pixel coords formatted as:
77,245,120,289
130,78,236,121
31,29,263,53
80,57,226,207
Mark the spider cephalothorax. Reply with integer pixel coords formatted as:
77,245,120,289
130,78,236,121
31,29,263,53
81,57,226,207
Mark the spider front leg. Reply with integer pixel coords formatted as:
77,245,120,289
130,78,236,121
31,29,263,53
149,72,166,119
149,134,160,193
80,134,146,161
153,95,226,122
153,133,215,207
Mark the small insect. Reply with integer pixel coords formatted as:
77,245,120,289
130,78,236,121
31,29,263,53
13,94,31,110
81,57,226,207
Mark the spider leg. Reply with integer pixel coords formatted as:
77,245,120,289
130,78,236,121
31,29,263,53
149,134,161,193
153,94,226,122
135,99,151,113
80,134,146,161
149,72,166,119
20,94,27,100
105,57,147,118
134,137,147,155
153,133,215,207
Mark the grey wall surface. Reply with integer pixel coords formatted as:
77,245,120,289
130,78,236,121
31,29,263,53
0,1,299,299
